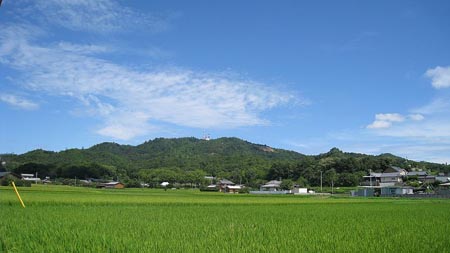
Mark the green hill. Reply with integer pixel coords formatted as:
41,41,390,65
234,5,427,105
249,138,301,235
1,137,449,187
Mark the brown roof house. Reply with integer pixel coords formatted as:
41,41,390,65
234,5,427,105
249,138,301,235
98,182,125,189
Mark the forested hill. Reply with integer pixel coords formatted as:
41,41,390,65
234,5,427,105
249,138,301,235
1,137,449,186
2,137,304,171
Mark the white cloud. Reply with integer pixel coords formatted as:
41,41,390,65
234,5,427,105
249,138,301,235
366,113,404,129
367,120,392,129
375,113,404,122
367,113,424,129
0,94,39,110
13,0,174,33
425,66,450,89
0,23,296,140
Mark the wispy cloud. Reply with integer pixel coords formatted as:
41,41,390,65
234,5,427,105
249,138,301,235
412,98,450,115
408,114,425,121
0,23,297,140
0,94,39,110
425,66,450,89
13,0,175,33
55,42,111,55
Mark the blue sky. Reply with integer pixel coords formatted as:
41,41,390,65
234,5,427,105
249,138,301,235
1,0,450,163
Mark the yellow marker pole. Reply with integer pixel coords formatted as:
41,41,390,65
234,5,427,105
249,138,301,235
11,181,26,208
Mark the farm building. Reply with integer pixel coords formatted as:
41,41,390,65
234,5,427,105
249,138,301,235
292,187,308,194
352,185,415,197
98,182,125,189
380,186,413,196
436,182,450,196
351,187,375,197
206,184,217,190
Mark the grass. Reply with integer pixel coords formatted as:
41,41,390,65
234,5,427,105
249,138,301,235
1,185,449,252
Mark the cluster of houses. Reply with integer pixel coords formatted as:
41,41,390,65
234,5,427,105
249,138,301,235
250,180,313,195
205,166,450,196
0,172,125,189
2,166,449,197
205,178,314,195
353,166,450,197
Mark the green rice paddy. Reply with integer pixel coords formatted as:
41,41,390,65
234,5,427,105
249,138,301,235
1,185,449,252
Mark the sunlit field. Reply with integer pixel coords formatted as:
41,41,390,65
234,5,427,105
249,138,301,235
1,185,449,252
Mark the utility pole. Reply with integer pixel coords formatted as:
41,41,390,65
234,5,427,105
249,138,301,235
320,171,323,193
331,180,334,195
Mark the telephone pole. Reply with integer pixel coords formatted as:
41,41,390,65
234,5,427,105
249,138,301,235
320,171,323,193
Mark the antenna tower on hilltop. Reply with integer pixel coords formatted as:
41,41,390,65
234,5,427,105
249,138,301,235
202,132,211,141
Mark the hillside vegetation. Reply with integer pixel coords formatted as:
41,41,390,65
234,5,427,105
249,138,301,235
1,137,449,187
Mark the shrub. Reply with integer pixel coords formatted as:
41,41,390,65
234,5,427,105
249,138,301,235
0,177,31,187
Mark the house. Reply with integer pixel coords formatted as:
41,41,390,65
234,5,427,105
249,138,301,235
384,166,407,176
435,173,450,183
379,172,404,186
407,171,428,177
363,172,403,187
362,166,407,187
407,171,435,184
260,180,282,191
98,182,125,189
21,173,41,183
0,171,21,180
218,179,235,192
225,185,242,194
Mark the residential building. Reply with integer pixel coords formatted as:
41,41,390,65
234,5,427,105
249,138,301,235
218,179,235,192
260,180,282,191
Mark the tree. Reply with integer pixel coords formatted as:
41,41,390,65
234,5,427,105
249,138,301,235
296,177,309,187
280,179,294,190
324,169,337,187
187,169,207,187
337,173,359,187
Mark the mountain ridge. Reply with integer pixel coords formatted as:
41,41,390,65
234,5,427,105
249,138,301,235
1,137,449,186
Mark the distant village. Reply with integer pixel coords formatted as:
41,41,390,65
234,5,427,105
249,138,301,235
1,165,450,198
